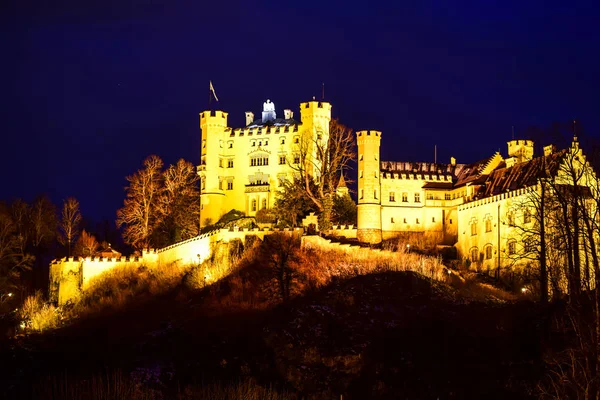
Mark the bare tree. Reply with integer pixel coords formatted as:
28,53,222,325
29,195,56,250
117,155,164,250
289,119,356,231
74,229,99,258
156,158,200,245
58,197,81,257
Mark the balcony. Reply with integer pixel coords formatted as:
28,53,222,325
245,183,270,193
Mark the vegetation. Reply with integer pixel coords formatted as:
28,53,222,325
288,119,356,231
58,197,81,257
117,156,200,250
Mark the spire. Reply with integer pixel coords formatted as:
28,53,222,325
336,172,349,197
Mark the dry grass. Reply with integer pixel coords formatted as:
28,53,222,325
19,291,62,332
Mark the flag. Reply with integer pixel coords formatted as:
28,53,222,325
209,80,219,102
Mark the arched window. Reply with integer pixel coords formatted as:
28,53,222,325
470,247,479,263
262,199,267,209
507,240,516,255
485,245,493,260
251,199,257,212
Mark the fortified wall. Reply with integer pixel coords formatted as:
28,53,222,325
49,227,303,305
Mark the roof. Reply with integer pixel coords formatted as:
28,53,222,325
246,118,299,128
478,149,568,198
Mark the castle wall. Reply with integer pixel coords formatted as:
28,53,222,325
50,227,304,305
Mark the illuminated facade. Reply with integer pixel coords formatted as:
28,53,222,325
357,133,598,271
198,99,331,227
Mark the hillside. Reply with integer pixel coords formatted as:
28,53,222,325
1,239,547,399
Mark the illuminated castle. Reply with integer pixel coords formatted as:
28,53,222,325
357,129,598,271
198,99,331,227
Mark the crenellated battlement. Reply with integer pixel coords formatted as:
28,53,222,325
230,123,299,137
356,130,382,138
300,100,332,114
200,110,229,127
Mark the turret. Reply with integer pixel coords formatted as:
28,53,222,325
356,130,382,244
507,139,534,164
199,110,228,227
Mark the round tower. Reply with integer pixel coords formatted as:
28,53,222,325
199,110,228,227
356,130,382,244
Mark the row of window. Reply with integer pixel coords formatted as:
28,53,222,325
469,209,533,236
205,136,302,151
250,198,268,212
470,239,535,262
390,216,445,224
388,192,421,203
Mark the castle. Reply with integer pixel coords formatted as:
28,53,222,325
356,128,598,274
199,98,598,273
198,99,331,227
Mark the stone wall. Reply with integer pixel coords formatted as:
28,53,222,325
50,227,304,305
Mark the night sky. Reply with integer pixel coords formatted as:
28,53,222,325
2,1,599,222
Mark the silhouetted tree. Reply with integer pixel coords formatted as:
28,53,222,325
262,232,300,302
58,197,81,257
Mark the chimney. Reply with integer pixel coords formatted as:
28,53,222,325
284,109,293,119
544,144,556,156
450,157,456,166
245,112,254,126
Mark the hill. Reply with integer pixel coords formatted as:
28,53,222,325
0,236,547,399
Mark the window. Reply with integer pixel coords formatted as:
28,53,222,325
403,218,407,223
391,217,395,223
485,219,492,232
250,156,269,166
252,141,256,147
471,222,478,236
432,217,435,223
416,218,420,224
470,247,479,262
508,212,515,226
445,193,451,200
389,192,395,202
360,170,363,178
280,138,285,145
218,180,223,190
227,181,233,190
374,190,378,199
227,159,234,168
508,240,516,255
218,158,223,168
360,190,364,200
449,219,453,224
201,178,205,191
402,193,408,202
265,140,269,146
427,193,434,200
293,155,300,164
414,193,421,203
524,238,535,253
228,142,233,149
279,155,286,165
360,154,363,161
524,208,532,224
294,136,299,144
262,199,267,209
251,199,257,212
485,245,493,260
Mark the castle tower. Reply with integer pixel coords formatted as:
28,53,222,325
299,100,332,177
356,130,382,244
507,139,534,164
199,110,228,227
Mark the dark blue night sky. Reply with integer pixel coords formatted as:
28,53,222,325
2,0,599,222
